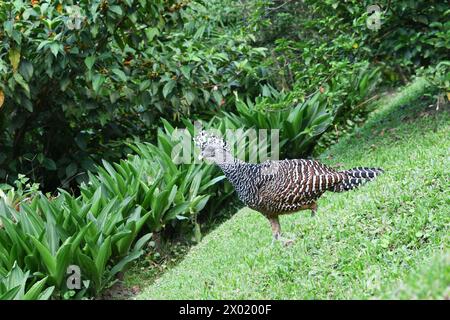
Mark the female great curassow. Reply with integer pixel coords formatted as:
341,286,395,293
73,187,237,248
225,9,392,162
194,131,383,244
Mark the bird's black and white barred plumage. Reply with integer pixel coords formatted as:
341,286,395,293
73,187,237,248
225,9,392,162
194,131,383,219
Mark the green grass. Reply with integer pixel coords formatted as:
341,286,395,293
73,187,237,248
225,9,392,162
136,78,450,299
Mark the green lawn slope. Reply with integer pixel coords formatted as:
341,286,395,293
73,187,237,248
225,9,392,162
137,79,450,299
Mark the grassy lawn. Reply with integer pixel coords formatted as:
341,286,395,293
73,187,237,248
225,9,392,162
135,78,449,299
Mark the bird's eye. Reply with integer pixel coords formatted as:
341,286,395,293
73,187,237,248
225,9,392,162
205,147,215,157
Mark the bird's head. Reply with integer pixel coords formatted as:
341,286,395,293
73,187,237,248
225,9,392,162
193,130,232,163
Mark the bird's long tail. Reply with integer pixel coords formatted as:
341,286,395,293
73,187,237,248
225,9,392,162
331,167,384,192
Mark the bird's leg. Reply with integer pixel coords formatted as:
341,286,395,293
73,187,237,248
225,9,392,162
310,202,318,217
269,216,281,244
269,216,294,246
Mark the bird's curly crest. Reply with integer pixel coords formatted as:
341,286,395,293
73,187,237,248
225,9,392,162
193,130,230,152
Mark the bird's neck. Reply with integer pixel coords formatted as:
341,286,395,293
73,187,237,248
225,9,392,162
216,154,259,202
215,150,245,174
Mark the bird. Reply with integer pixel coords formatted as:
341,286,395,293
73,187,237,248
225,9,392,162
194,130,383,245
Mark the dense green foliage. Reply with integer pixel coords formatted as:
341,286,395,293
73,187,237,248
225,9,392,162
0,175,152,298
1,0,447,190
0,118,231,298
80,120,233,240
248,0,449,149
0,0,268,189
0,263,54,299
137,79,450,299
0,0,448,300
218,63,380,158
252,0,449,88
220,91,333,158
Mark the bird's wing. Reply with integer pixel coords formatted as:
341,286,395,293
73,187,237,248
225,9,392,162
256,159,342,213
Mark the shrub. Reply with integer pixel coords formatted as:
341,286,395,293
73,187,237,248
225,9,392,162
0,115,235,299
240,0,445,152
249,0,448,86
220,91,332,159
0,0,269,190
0,185,152,298
0,263,54,300
419,61,450,94
217,61,379,159
0,174,40,211
80,118,232,241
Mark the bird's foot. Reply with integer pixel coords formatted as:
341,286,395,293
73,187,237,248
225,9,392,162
310,204,318,217
272,233,295,246
281,237,295,246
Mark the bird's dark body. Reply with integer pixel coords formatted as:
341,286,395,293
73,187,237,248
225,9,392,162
218,159,383,218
